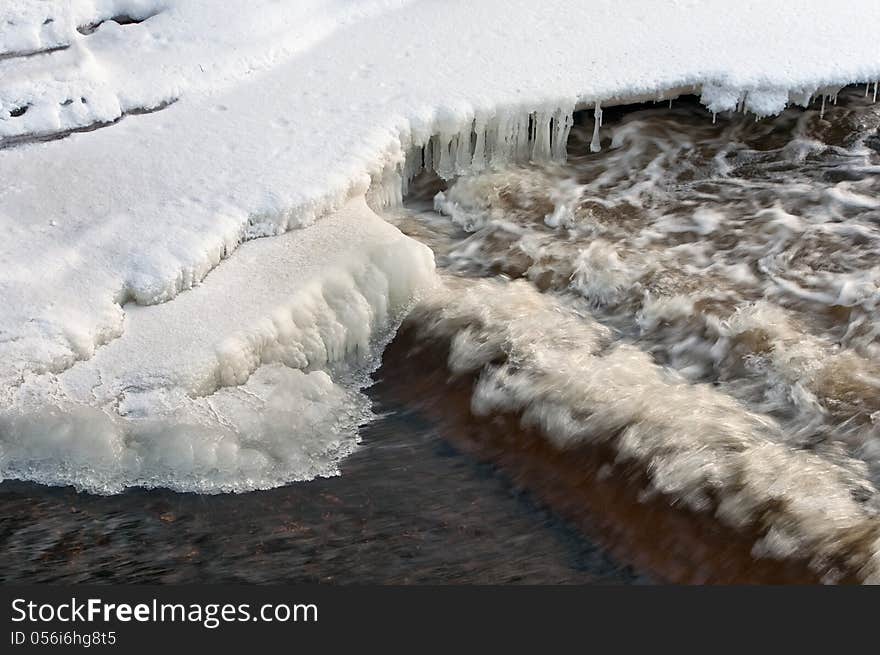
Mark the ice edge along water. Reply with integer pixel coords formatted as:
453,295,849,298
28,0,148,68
365,82,880,210
2,197,436,494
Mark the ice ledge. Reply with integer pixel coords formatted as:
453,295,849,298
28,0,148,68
366,80,879,211
1,198,436,493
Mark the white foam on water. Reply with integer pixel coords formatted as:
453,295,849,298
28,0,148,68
393,92,880,580
409,277,880,582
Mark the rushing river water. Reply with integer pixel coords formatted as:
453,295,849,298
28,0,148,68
384,86,880,583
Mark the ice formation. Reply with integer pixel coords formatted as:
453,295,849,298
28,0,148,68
2,198,435,492
1,0,880,492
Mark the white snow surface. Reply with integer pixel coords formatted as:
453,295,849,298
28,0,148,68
1,0,879,492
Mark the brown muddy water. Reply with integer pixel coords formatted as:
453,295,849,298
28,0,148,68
385,85,880,583
3,86,880,584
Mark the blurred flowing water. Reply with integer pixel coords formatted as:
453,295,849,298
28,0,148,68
385,87,880,582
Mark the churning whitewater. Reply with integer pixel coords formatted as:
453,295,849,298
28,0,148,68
386,88,880,581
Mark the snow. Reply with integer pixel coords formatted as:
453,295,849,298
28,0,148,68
1,0,879,492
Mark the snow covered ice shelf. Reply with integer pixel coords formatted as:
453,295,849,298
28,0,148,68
1,197,434,492
1,0,880,492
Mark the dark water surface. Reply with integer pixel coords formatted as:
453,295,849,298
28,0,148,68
0,370,643,584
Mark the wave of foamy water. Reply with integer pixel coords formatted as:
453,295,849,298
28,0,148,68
386,87,880,581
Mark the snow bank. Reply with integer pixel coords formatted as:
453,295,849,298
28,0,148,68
1,0,879,491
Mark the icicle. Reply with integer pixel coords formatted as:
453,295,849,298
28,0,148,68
430,135,442,177
531,110,552,161
489,111,513,168
590,101,603,153
550,106,574,161
712,112,716,124
866,83,871,97
454,124,472,176
820,94,826,119
874,82,878,103
423,137,433,173
499,113,512,164
400,145,422,197
390,103,576,202
367,164,404,209
500,111,515,165
482,113,498,167
502,111,518,167
516,112,531,161
436,134,455,179
471,115,487,172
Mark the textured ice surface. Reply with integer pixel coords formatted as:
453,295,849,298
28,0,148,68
1,0,879,491
1,198,435,492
